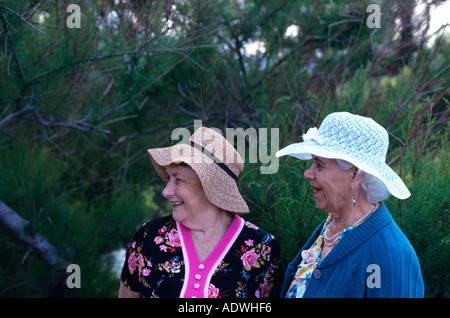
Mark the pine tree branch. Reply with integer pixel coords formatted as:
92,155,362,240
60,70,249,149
0,199,68,268
1,12,26,82
0,5,45,34
0,105,110,134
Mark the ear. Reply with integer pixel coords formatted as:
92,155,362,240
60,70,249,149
350,167,365,191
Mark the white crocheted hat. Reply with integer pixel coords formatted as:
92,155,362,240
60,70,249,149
276,112,411,199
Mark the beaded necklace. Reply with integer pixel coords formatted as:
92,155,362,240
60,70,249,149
323,203,379,247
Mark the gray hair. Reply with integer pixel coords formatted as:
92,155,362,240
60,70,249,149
335,159,390,203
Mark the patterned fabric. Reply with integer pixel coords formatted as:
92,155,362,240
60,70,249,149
121,214,283,298
285,215,331,298
286,205,380,298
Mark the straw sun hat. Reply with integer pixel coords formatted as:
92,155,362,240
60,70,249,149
276,112,411,200
147,127,250,214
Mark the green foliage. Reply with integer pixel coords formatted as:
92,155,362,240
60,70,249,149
245,109,449,298
387,121,449,297
0,0,448,297
242,160,325,264
245,76,449,298
0,141,149,297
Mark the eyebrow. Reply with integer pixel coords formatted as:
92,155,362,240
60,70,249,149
312,156,326,165
165,168,180,177
166,168,188,179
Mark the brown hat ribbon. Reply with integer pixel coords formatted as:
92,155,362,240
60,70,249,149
183,140,238,182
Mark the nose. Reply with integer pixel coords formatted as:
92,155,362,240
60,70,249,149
303,166,314,180
162,179,175,198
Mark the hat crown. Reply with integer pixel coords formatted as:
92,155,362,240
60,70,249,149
190,127,244,176
318,112,388,162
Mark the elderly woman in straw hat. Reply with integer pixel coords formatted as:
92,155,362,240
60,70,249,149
118,127,283,298
276,112,424,298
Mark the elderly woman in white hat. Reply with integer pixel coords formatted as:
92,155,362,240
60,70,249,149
277,112,424,298
118,127,283,298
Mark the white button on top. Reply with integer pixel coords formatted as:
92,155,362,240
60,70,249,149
198,264,204,270
195,274,201,280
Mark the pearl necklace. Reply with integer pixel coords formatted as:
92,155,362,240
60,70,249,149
323,204,378,247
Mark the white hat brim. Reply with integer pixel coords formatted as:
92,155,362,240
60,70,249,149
276,141,411,200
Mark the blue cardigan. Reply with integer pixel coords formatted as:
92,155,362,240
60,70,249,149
280,202,424,297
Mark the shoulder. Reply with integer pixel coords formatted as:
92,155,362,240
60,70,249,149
368,217,419,261
359,207,421,274
366,205,417,254
142,214,175,229
240,218,280,248
132,215,176,243
337,203,421,270
242,219,274,238
362,215,424,297
350,203,416,255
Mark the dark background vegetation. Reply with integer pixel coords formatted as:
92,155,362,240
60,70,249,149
0,0,448,297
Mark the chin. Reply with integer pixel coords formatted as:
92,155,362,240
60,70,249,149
314,200,327,212
171,209,186,223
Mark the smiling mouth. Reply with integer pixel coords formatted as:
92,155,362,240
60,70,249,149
171,201,184,207
311,186,323,194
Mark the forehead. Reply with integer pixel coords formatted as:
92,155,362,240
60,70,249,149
312,155,326,162
311,155,337,165
165,163,195,176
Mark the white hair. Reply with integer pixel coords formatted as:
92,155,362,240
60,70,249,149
335,159,390,203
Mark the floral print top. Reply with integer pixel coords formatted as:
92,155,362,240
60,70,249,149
121,214,283,298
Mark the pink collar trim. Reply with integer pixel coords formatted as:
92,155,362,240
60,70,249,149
177,214,244,298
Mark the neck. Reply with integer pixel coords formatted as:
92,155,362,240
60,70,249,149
330,198,375,231
187,209,234,263
189,208,233,239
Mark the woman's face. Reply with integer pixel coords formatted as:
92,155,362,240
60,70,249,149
303,156,355,213
162,163,216,227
